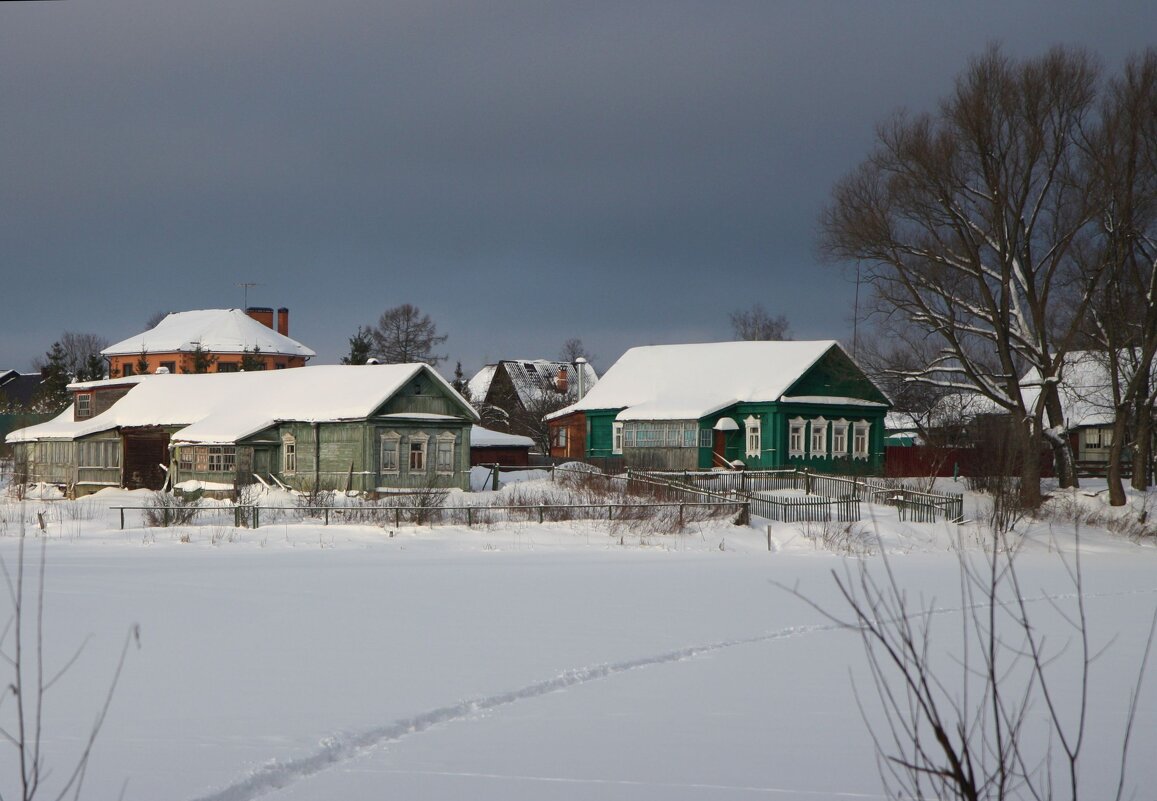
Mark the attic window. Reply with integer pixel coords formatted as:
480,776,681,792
523,363,537,372
76,393,92,418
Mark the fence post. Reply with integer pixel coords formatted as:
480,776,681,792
395,507,401,528
163,505,170,527
254,506,260,529
467,507,473,527
325,507,330,526
804,470,812,496
767,524,772,552
539,504,544,524
492,464,500,491
119,507,125,530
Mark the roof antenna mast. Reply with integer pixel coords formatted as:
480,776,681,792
237,282,260,310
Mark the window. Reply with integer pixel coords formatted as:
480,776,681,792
436,434,455,474
178,447,193,471
207,446,236,472
78,440,120,468
160,361,176,374
282,434,296,474
380,433,400,474
699,429,713,448
123,363,135,376
789,417,806,457
853,421,871,459
1086,428,1104,449
217,362,239,373
811,417,828,458
76,393,92,418
744,415,761,458
832,419,849,456
612,422,623,454
409,435,428,471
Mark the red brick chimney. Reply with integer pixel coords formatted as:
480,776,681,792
277,307,289,336
245,307,275,330
555,365,568,394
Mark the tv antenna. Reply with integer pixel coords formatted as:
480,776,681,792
237,282,261,309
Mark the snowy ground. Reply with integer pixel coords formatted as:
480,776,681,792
1,475,1156,800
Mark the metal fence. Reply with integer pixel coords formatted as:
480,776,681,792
636,468,964,524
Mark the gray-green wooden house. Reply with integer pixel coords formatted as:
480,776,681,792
6,364,478,496
546,341,890,474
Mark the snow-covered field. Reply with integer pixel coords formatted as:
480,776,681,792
1,476,1156,801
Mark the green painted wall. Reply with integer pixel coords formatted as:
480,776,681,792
584,409,622,458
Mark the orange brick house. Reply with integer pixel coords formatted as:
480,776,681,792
102,308,315,377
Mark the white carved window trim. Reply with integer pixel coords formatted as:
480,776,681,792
612,422,623,455
744,415,761,458
380,432,400,475
436,432,456,474
831,419,849,456
409,433,429,472
789,417,806,458
811,416,829,458
853,421,871,459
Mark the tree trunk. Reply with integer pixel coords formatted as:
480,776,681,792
1043,384,1078,489
1107,411,1129,506
1017,420,1043,509
1132,399,1154,490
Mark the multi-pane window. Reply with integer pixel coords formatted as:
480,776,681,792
744,415,761,458
789,418,806,457
1086,428,1104,449
380,434,400,474
409,437,427,471
436,435,455,474
207,446,236,472
811,417,828,457
622,421,701,448
77,440,120,468
282,434,296,474
699,429,713,448
853,421,871,459
178,445,236,472
832,420,849,456
76,393,92,418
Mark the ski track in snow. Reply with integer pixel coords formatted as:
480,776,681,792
188,586,1157,801
188,622,837,801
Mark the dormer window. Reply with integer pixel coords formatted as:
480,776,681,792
76,393,92,418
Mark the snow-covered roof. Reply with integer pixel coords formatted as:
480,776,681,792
6,364,477,445
546,341,878,421
469,359,599,407
1021,351,1128,429
102,309,316,358
470,425,535,448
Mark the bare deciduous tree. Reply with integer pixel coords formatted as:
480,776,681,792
821,44,1107,506
729,304,791,341
2,529,139,800
1079,49,1157,502
366,304,447,366
781,532,1156,801
559,338,592,364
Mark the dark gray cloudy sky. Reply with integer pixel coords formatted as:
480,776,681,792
3,1,1155,376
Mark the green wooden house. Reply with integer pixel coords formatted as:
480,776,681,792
546,341,890,474
6,365,478,496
